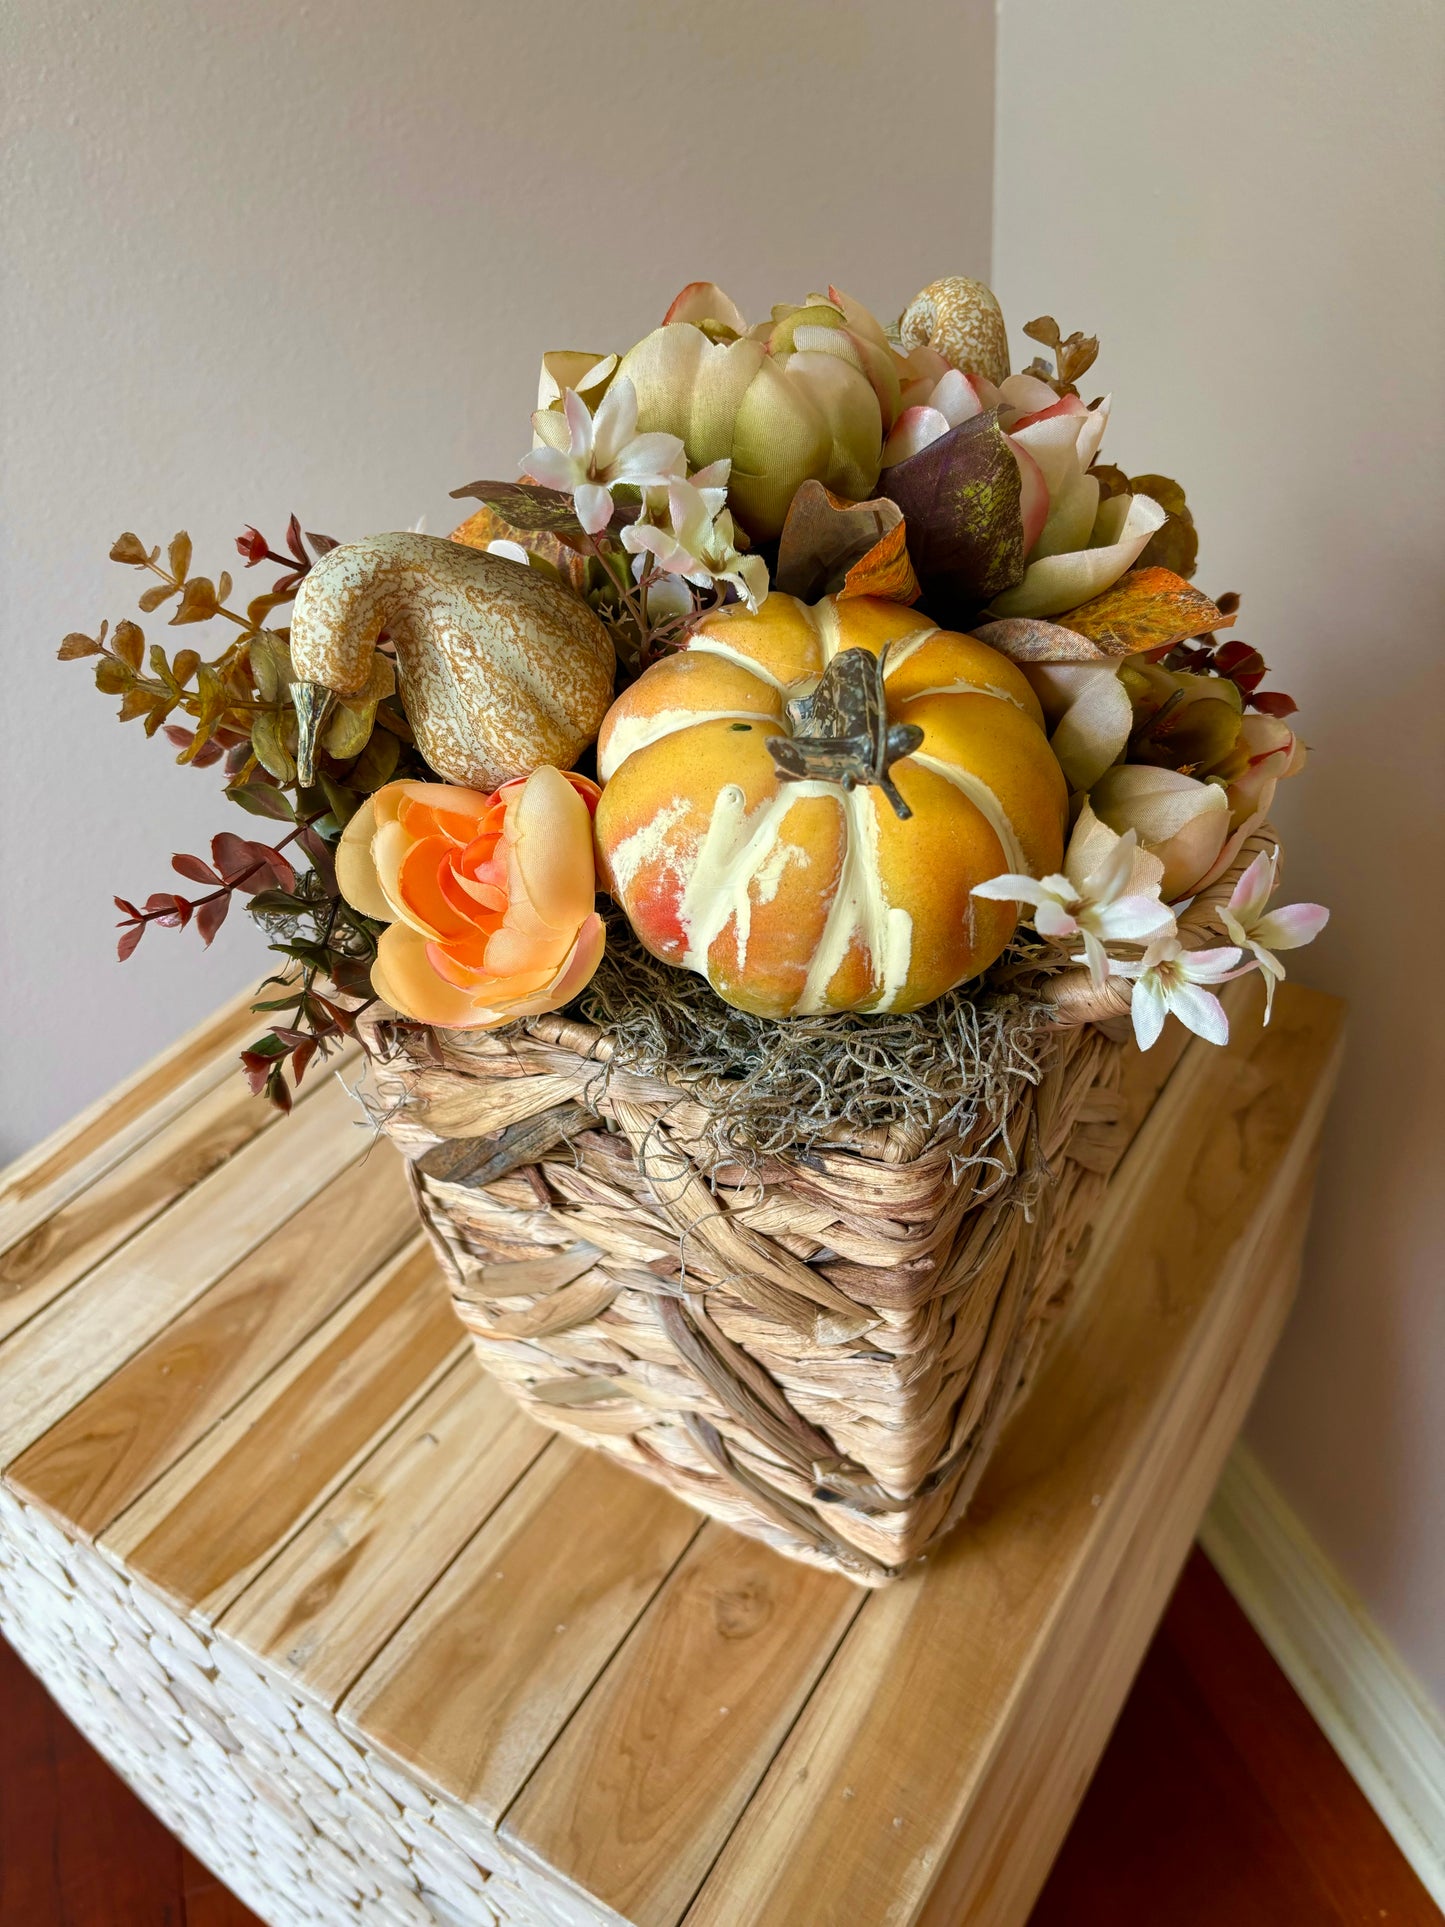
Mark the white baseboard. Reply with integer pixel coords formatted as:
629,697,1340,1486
1200,1444,1445,1909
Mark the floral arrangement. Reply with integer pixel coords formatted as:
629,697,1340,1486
66,274,1326,1110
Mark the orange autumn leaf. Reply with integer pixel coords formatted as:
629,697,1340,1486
839,514,921,604
449,506,592,595
1060,567,1229,656
775,481,920,605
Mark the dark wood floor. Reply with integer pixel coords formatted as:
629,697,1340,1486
0,1550,1436,1926
1029,1552,1438,1926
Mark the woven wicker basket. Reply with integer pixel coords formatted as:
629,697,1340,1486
352,827,1272,1585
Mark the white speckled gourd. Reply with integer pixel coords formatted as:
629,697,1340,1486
897,276,1012,386
288,532,615,791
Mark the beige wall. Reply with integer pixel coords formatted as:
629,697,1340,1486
996,0,1445,1703
1,0,996,1156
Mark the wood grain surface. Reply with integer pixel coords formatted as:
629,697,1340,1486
344,1442,701,1822
221,1356,551,1705
8,1149,416,1539
684,978,1345,1927
506,1522,863,1926
0,985,261,1259
0,1065,361,1465
8,1545,1435,1927
0,978,1348,1927
106,1241,465,1619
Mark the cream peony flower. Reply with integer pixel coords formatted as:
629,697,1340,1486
994,380,1167,615
615,285,892,540
536,351,617,412
1089,763,1233,902
878,362,1167,620
881,366,993,468
336,772,604,1029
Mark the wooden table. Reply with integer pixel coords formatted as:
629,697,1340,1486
0,979,1343,1927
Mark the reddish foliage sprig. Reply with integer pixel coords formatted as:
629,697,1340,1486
70,513,398,1116
1165,597,1298,719
242,913,380,1112
113,829,303,960
239,984,363,1114
236,515,339,599
160,722,249,768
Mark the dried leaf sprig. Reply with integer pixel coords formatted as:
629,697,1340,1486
63,519,426,1109
1021,315,1100,397
63,521,417,788
63,526,309,770
109,528,273,631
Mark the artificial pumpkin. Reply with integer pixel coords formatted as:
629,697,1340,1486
594,593,1068,1019
288,531,614,792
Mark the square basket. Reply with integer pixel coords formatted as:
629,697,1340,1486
349,830,1266,1585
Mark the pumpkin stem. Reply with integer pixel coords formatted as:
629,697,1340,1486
766,645,923,821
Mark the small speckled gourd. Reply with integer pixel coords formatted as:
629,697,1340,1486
288,532,614,791
594,593,1067,1019
897,276,1011,387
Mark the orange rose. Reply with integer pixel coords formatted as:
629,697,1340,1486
336,769,604,1029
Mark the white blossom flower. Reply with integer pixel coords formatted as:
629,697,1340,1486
1112,937,1244,1051
525,378,686,536
1218,847,1329,1022
485,538,531,566
622,475,770,612
972,807,1176,987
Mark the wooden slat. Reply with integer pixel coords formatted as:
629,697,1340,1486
683,981,1345,1927
0,1072,366,1468
221,1355,551,1707
7,1150,416,1539
0,984,261,1258
101,1241,465,1621
920,1149,1324,1927
0,1073,279,1351
504,1523,863,1927
342,1444,700,1823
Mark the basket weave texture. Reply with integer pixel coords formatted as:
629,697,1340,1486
353,829,1271,1585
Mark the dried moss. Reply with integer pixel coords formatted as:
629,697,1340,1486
557,906,1055,1170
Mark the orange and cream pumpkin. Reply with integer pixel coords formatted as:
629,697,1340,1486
593,594,1068,1018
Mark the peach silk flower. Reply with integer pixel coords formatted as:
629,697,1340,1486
335,769,605,1029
